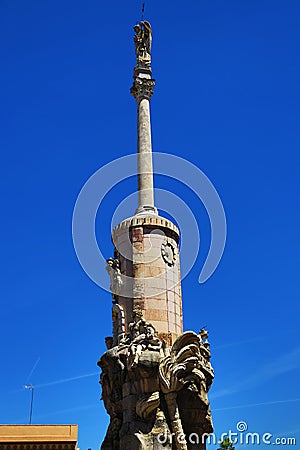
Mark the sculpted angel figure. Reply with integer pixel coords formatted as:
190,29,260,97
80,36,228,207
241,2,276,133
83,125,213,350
133,21,152,68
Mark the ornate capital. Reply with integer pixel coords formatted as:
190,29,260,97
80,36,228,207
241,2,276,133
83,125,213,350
130,77,155,102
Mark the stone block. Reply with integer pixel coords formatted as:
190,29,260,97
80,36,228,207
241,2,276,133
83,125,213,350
145,298,167,311
133,241,144,252
132,227,143,243
143,269,165,282
168,311,176,327
167,290,175,303
143,254,161,265
144,288,159,299
175,302,181,316
144,286,166,298
149,320,169,333
145,309,168,322
166,277,178,290
133,264,145,276
167,301,175,313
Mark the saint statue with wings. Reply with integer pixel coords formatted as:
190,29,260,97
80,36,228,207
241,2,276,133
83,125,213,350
133,21,152,68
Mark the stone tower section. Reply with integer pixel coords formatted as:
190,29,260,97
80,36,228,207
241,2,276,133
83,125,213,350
99,21,214,450
107,20,183,347
112,216,183,346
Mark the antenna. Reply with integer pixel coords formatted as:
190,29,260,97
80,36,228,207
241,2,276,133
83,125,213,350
24,385,34,424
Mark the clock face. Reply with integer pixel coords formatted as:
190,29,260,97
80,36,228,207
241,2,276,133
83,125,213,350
161,242,176,266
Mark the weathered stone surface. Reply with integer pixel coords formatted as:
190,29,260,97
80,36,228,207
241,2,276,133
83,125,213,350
110,216,183,341
98,312,213,450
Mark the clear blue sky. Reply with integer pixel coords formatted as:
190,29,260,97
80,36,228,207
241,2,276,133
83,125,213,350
0,1,299,449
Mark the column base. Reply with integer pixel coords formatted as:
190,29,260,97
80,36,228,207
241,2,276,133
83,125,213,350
135,205,158,215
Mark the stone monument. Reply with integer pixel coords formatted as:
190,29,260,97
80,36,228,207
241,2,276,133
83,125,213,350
98,21,214,450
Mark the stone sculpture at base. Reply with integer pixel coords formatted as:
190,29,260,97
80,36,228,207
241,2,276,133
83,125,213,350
98,312,213,450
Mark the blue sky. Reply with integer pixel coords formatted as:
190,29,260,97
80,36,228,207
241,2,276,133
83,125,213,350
0,0,300,449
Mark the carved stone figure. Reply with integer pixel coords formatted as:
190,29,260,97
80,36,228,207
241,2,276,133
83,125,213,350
126,309,162,368
106,258,123,297
133,21,152,68
98,312,214,450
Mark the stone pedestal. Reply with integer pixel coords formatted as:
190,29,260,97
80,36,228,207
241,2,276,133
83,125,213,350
98,324,214,450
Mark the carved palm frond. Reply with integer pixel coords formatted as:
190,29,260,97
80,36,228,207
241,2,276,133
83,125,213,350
159,331,203,394
158,331,205,450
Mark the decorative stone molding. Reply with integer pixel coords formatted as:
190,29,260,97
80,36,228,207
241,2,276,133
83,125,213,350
112,215,179,242
130,77,155,102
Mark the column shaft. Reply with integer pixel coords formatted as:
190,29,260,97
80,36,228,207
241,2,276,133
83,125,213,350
137,98,155,213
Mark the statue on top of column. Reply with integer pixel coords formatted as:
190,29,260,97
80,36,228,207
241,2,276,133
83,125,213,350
133,21,152,68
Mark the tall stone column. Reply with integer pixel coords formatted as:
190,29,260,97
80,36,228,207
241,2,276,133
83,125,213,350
131,75,157,214
98,21,214,450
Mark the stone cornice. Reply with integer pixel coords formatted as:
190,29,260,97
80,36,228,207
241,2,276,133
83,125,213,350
112,215,180,242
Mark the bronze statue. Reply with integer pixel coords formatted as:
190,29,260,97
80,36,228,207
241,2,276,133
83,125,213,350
133,21,152,68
